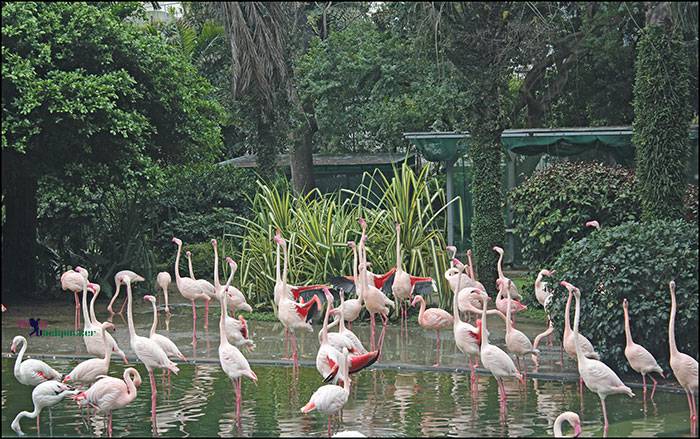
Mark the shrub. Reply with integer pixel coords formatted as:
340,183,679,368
509,161,697,267
546,219,698,375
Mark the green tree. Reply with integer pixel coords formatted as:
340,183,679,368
1,2,224,298
633,2,691,221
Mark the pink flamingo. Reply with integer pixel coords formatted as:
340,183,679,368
531,320,554,367
503,279,539,380
83,282,128,364
63,321,115,385
11,380,78,436
156,271,172,315
10,335,62,385
535,269,555,308
561,283,600,394
186,250,216,329
477,288,523,407
215,256,257,420
357,231,394,351
220,256,255,351
493,246,522,300
330,287,372,356
332,241,364,328
412,295,453,366
107,270,145,315
392,222,436,333
451,267,484,387
495,277,527,324
564,281,634,432
172,237,211,344
74,367,142,438
143,295,187,362
123,275,180,428
622,298,664,400
553,411,582,437
585,220,601,230
357,218,397,290
61,268,84,330
668,280,698,426
301,347,352,437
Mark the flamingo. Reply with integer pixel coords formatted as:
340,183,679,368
63,322,115,386
495,278,527,325
214,252,253,314
392,222,436,332
186,250,216,329
73,367,142,438
143,295,187,362
172,237,211,344
357,232,394,351
560,283,600,394
332,241,364,328
301,347,352,437
553,411,582,437
532,320,554,366
622,297,664,400
412,295,453,366
330,287,371,356
10,336,62,385
123,274,180,427
107,269,145,315
668,280,699,426
11,380,78,436
357,217,397,290
451,268,483,387
503,279,539,379
477,288,524,407
585,220,601,230
493,246,522,300
220,254,255,351
317,288,348,381
61,268,84,330
83,281,128,364
535,269,555,308
564,280,634,432
156,271,172,315
1,303,6,312
215,255,257,420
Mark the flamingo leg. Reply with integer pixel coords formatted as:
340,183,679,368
119,296,128,314
149,369,158,425
204,299,209,329
370,313,376,351
650,375,658,401
469,355,477,389
579,376,584,398
290,331,299,368
642,374,647,400
74,292,81,330
108,412,113,438
283,327,290,360
37,413,40,436
522,357,528,382
378,313,388,352
433,331,440,367
600,397,609,431
327,416,332,437
191,300,197,345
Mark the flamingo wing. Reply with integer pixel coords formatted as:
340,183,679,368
327,276,356,295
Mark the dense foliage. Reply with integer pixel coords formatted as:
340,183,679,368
229,164,457,311
546,220,698,374
1,2,225,297
633,25,691,221
509,161,698,267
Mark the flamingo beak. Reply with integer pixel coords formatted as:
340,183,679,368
10,344,16,354
574,423,582,437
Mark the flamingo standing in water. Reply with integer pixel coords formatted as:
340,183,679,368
535,269,555,346
11,380,78,436
477,288,523,407
10,336,62,385
63,321,115,386
412,295,453,367
74,367,142,438
123,275,180,428
220,256,255,351
144,295,187,363
622,298,664,400
156,271,172,315
668,280,699,427
564,281,634,432
61,268,84,330
451,265,483,387
495,278,527,325
172,237,211,344
493,246,522,300
503,279,538,380
107,270,145,315
553,411,582,437
332,241,364,328
561,283,600,394
357,231,394,352
392,222,436,333
215,254,257,421
186,250,216,329
301,347,352,437
83,281,128,364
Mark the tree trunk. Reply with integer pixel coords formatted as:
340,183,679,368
2,151,38,301
255,113,278,178
290,124,316,194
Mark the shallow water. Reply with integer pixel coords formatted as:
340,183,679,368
1,298,696,437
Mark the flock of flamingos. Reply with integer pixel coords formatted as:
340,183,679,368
5,218,699,437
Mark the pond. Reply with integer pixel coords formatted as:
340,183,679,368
1,299,695,437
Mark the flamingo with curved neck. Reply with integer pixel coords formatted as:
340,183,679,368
553,411,582,437
10,336,62,386
411,295,453,366
504,279,538,380
107,269,145,315
11,380,78,436
186,250,215,329
493,246,521,300
622,297,664,400
668,280,698,426
64,321,114,385
172,237,211,345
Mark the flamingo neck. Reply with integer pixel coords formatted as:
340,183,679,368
338,294,347,333
467,251,475,279
124,369,137,397
89,289,99,325
275,242,281,283
81,278,91,330
351,246,360,299
572,291,587,366
14,337,27,376
496,251,504,279
149,301,158,337
174,243,182,283
395,225,402,272
669,287,678,356
534,272,544,288
219,282,229,347
102,324,112,365
416,297,426,324
187,253,195,279
281,242,289,287
480,296,490,346
223,267,236,317
340,351,351,393
553,416,565,437
213,244,220,291
623,304,634,347
505,285,512,333
452,287,461,322
125,282,137,342
563,290,573,337
320,297,332,343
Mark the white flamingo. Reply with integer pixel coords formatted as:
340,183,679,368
107,269,145,314
451,263,483,387
156,271,172,315
82,280,128,364
186,250,216,329
535,269,555,308
220,255,255,351
143,294,187,362
63,321,115,386
622,297,664,400
553,411,582,437
503,279,539,379
61,268,84,330
493,246,521,300
172,237,211,344
11,380,78,436
10,336,62,386
332,241,364,327
668,280,699,425
564,280,634,432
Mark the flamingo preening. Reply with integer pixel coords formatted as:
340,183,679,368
74,367,142,438
553,411,582,437
11,380,78,436
220,256,255,351
63,321,115,386
668,280,698,428
622,297,664,400
302,347,352,437
172,237,211,344
564,281,634,432
10,335,62,386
